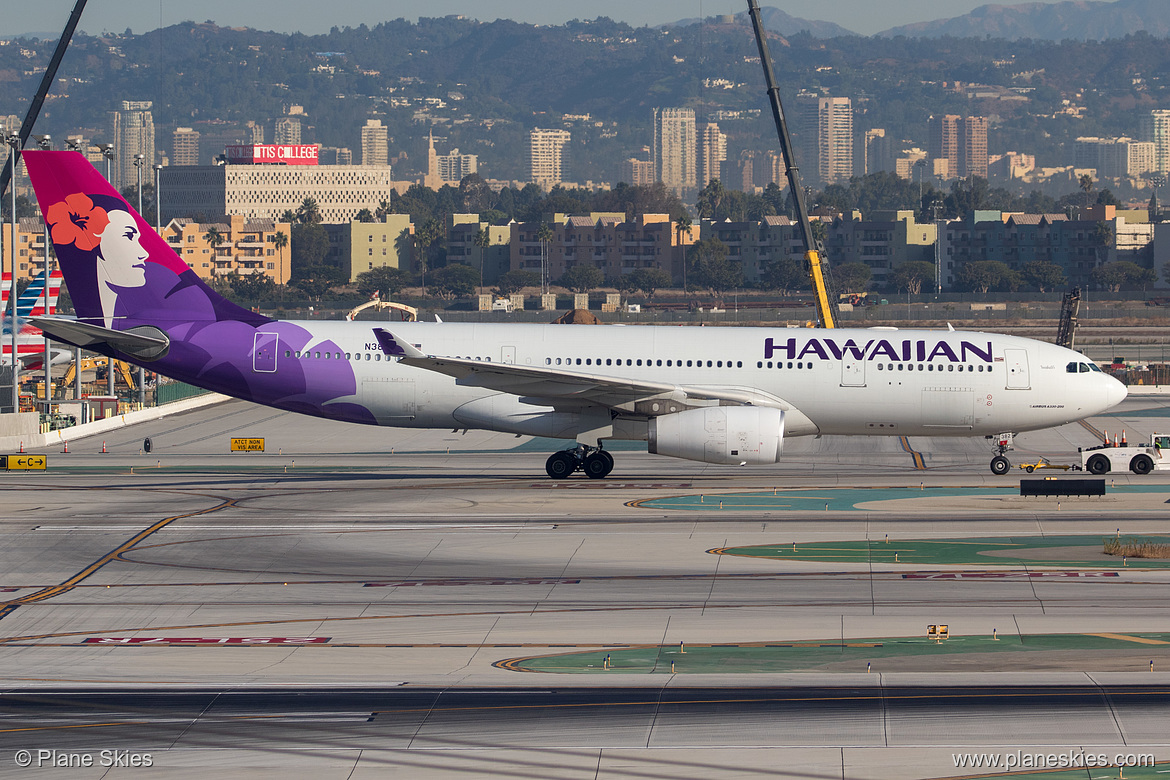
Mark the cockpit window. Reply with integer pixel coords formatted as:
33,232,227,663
1067,362,1079,373
1088,362,1102,372
1080,363,1093,373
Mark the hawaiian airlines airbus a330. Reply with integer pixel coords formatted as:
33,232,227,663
24,151,1126,477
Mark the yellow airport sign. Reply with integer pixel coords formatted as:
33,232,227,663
3,455,47,470
230,438,265,452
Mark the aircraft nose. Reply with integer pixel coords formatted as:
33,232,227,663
1104,375,1128,409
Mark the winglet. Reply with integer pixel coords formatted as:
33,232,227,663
373,328,425,359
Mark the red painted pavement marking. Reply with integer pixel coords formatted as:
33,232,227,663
82,637,330,645
365,579,581,587
902,572,1121,579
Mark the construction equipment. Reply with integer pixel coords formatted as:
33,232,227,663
1055,287,1080,349
746,0,835,329
345,297,417,322
53,356,135,398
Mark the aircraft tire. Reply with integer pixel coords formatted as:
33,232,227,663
545,451,577,480
1130,455,1154,475
990,455,1010,476
1086,454,1110,475
583,452,612,480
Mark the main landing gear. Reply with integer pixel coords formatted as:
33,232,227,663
545,445,614,480
988,432,1015,476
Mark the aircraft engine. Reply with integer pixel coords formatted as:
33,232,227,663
648,406,785,465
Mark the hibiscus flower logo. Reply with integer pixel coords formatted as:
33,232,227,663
46,193,110,252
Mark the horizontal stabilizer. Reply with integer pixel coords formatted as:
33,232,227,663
30,317,170,361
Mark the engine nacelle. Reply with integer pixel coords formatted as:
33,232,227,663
648,406,785,465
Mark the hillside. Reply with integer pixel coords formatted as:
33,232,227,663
879,0,1170,41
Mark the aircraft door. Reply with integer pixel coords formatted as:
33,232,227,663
1004,348,1030,389
840,356,866,387
501,345,516,364
252,332,279,373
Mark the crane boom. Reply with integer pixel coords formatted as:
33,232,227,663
745,0,835,328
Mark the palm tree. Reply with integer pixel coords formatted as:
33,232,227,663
536,223,554,296
296,197,321,225
203,226,227,278
355,208,375,223
375,199,391,220
414,218,442,298
473,227,491,293
676,212,693,291
272,229,288,299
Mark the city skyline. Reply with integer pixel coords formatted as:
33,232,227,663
12,0,1078,39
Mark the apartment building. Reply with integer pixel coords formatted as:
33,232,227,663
825,211,938,289
510,213,689,284
322,214,414,282
445,215,512,284
161,214,293,284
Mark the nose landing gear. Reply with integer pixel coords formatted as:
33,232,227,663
545,445,614,480
988,432,1015,475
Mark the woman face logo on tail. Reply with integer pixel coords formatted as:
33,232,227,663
47,192,149,328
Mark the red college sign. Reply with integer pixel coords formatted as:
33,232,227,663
224,144,319,165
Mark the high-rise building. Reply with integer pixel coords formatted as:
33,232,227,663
652,108,697,194
1075,137,1156,179
620,157,655,187
274,117,301,145
246,121,265,144
107,100,155,191
436,149,477,183
529,128,571,188
860,128,893,176
929,114,987,179
697,122,727,188
928,115,961,179
360,119,388,166
794,94,852,187
171,127,201,166
959,116,989,179
1141,109,1170,172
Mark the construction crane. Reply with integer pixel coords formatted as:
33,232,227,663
746,0,835,329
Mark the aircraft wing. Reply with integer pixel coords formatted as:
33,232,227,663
373,327,793,415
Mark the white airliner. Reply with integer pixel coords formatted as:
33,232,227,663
26,150,1128,478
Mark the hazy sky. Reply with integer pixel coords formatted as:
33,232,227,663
10,0,1076,38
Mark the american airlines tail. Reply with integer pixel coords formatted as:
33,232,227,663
2,268,64,365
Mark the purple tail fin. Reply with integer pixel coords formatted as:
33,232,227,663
23,150,266,331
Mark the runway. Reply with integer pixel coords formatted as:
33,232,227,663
1,396,1169,777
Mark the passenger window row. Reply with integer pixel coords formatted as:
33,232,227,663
756,361,816,370
877,363,992,373
546,358,745,368
285,350,383,362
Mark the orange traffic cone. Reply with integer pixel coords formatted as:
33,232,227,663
1121,430,1127,447
101,441,108,454
18,441,23,453
61,440,69,454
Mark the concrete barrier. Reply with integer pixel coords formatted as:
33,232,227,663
0,393,228,452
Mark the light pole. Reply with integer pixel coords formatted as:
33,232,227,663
132,153,145,407
33,135,52,412
97,144,115,399
64,140,83,400
6,133,20,414
153,164,162,231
